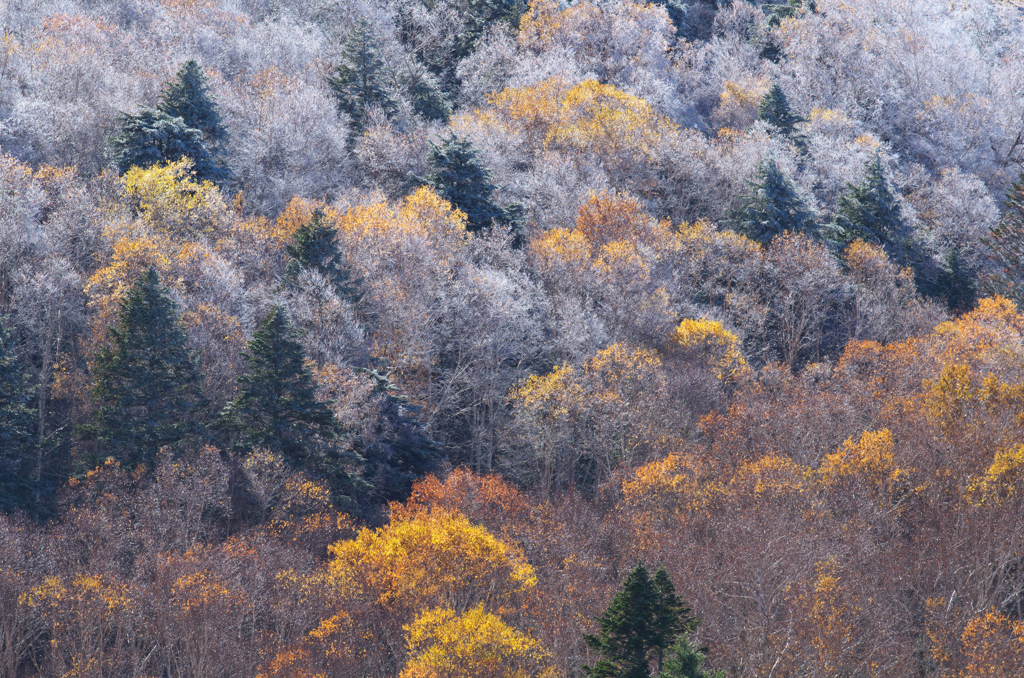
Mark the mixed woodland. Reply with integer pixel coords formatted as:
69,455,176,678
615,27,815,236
2,0,1024,675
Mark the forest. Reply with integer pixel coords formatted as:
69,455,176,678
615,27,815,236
1,0,1024,675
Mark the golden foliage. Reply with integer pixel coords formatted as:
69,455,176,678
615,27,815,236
331,187,470,368
575,190,658,247
958,609,1024,678
816,429,906,494
727,453,810,506
712,78,769,129
509,343,676,491
467,77,677,176
798,560,861,677
122,159,227,235
672,318,749,382
20,573,141,677
401,605,557,678
528,228,593,281
509,363,584,424
337,187,470,249
326,509,537,617
621,452,724,525
545,80,672,162
966,444,1024,505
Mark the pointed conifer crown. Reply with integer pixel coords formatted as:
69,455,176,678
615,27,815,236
86,267,207,468
159,59,227,143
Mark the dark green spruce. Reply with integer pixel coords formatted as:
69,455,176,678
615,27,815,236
360,368,440,504
404,69,452,123
158,59,229,150
584,563,698,678
729,156,818,244
218,306,363,502
420,133,523,237
81,269,208,470
328,19,397,136
110,109,217,176
0,317,35,512
658,634,725,678
758,84,805,143
284,209,363,306
452,0,529,61
110,59,230,183
983,171,1024,306
830,154,922,269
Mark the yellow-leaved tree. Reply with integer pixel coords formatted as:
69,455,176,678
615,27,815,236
269,509,538,677
507,343,681,494
957,609,1024,678
672,318,749,384
122,158,228,236
459,77,678,192
332,186,471,374
326,509,536,617
400,605,557,678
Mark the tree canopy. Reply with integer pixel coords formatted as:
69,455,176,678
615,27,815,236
80,268,208,469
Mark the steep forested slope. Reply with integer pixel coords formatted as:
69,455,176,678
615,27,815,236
1,0,1024,676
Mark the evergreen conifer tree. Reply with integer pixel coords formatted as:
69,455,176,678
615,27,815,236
453,0,529,60
405,71,453,123
361,368,440,504
420,133,522,236
219,306,362,499
831,154,915,266
110,109,220,177
284,210,363,305
112,60,230,183
584,563,697,678
81,269,208,470
729,156,818,244
657,634,724,678
159,60,228,147
934,247,978,314
0,317,35,511
757,84,805,140
328,20,397,136
983,173,1024,306
764,0,813,28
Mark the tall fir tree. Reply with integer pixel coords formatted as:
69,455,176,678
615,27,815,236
81,269,208,470
729,156,818,244
584,563,697,678
404,70,452,123
111,60,230,183
453,0,529,61
218,306,362,500
420,133,523,236
110,108,228,183
934,246,978,314
831,154,915,265
983,172,1024,306
159,60,228,147
0,317,35,512
328,20,397,136
284,209,363,306
758,84,805,140
360,368,440,505
764,0,813,27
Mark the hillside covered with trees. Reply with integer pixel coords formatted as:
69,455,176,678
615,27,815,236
1,0,1024,675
